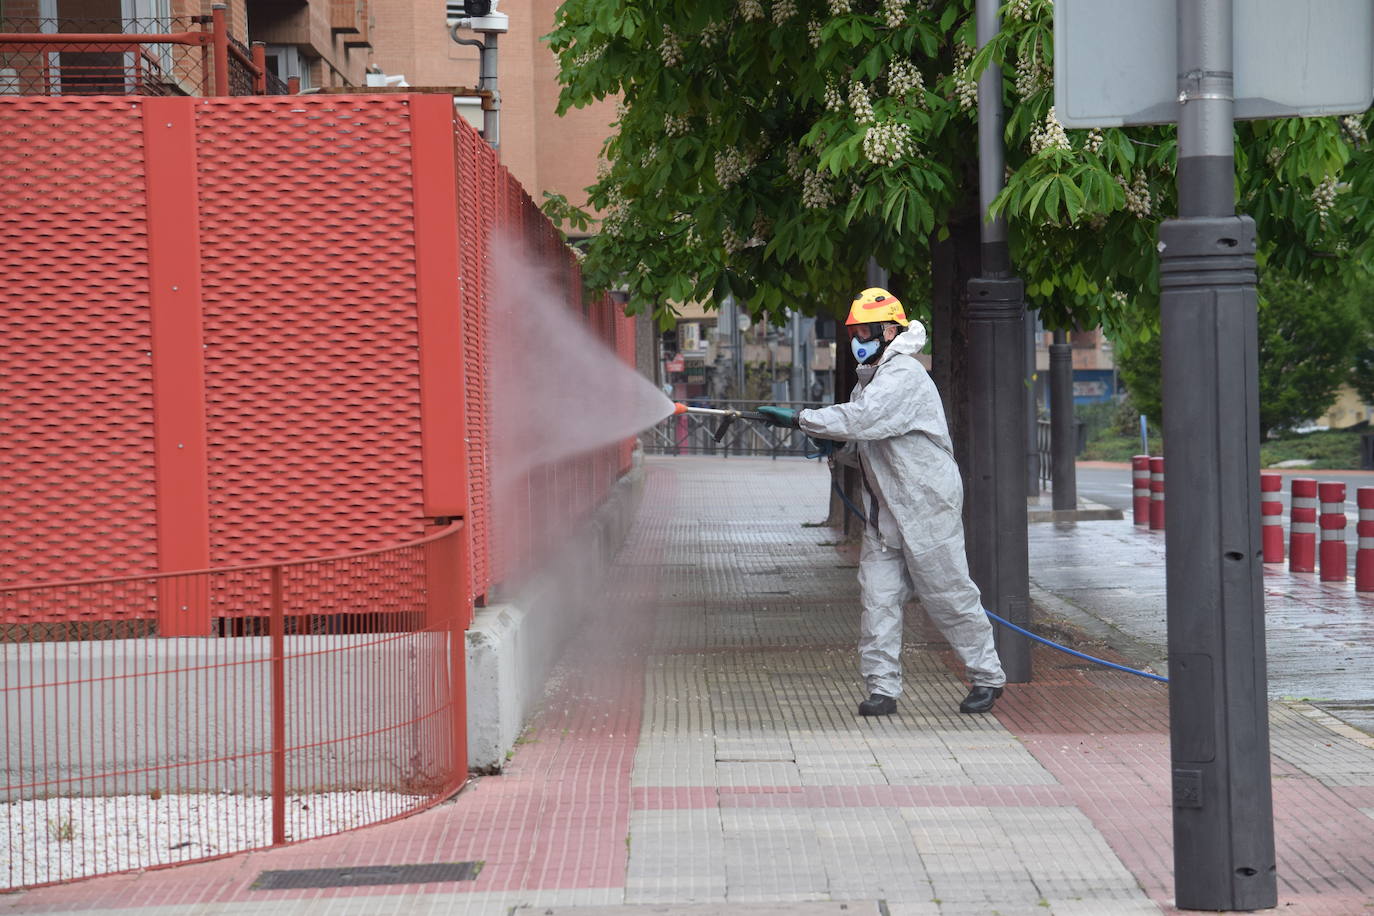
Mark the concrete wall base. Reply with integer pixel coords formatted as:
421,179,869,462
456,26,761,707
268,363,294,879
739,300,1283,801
464,456,645,772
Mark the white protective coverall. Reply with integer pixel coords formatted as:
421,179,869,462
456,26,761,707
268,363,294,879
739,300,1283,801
797,321,1006,698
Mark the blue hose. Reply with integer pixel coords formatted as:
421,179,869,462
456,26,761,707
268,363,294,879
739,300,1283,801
828,479,1169,684
982,609,1168,683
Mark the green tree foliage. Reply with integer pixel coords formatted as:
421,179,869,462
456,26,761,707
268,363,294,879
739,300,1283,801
1115,272,1364,440
1342,265,1374,409
545,0,1374,336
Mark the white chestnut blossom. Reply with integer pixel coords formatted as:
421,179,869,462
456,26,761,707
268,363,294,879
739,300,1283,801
1008,0,1034,20
801,169,833,209
887,59,925,104
1014,47,1046,97
1084,128,1104,154
824,80,845,112
1312,175,1338,220
862,121,912,166
772,0,797,24
1342,115,1368,146
664,113,690,137
1117,172,1151,218
808,19,823,47
700,20,725,48
882,0,907,28
849,81,875,123
828,0,852,13
741,0,764,20
722,226,745,254
953,42,977,110
658,28,683,67
785,145,806,180
1029,106,1070,153
714,147,754,188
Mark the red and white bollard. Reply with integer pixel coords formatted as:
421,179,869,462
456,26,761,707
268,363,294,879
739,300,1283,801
1132,455,1151,526
1319,481,1347,581
1288,478,1318,573
1149,456,1165,530
1356,488,1374,592
1259,472,1284,564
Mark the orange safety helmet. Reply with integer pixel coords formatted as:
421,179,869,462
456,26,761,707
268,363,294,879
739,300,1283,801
844,287,908,327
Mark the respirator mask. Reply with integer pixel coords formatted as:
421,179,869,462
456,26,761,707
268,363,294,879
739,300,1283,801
850,322,887,365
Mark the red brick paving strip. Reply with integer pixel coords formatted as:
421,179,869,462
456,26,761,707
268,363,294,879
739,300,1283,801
996,642,1374,914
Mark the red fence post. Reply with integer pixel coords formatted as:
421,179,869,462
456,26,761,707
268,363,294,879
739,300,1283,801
1289,478,1318,573
142,97,213,636
210,4,229,96
1149,456,1165,530
1357,488,1374,592
1318,481,1347,582
1260,472,1284,564
250,41,267,94
408,95,468,520
1132,455,1151,525
269,564,287,845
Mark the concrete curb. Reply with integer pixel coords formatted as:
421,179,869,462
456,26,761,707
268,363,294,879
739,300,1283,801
1027,496,1124,523
465,455,646,772
1027,582,1169,678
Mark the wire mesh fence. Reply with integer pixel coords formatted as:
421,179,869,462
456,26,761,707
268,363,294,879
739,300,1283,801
1,524,467,890
643,399,828,458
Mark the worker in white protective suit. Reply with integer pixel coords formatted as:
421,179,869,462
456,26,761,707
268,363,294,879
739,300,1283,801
757,288,1006,717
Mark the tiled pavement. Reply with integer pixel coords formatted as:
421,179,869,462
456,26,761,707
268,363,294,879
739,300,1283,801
7,456,1374,914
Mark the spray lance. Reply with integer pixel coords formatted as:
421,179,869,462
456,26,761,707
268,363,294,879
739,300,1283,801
671,403,839,460
671,403,772,443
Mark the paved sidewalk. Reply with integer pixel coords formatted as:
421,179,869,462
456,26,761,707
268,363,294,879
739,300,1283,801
7,456,1374,914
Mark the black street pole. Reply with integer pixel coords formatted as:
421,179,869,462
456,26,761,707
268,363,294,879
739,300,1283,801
966,0,1030,683
1049,331,1076,511
1027,311,1041,498
1163,0,1277,908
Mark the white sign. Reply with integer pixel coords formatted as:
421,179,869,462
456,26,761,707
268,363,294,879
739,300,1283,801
1055,0,1374,128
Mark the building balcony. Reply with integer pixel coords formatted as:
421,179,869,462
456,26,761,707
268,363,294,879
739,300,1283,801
0,13,290,97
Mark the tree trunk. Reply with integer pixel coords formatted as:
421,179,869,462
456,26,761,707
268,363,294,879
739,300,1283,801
926,184,983,482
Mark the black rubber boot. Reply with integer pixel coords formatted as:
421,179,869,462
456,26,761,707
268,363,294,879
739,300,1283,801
959,685,1003,714
857,693,897,716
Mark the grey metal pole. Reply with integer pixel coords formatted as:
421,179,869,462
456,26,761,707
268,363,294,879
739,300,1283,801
1049,331,1076,511
480,33,500,152
1163,0,1277,909
790,310,804,404
966,0,1030,683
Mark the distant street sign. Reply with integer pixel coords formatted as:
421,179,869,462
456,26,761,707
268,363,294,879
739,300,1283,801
665,354,685,373
1055,0,1374,128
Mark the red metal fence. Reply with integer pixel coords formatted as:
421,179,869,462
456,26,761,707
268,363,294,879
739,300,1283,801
2,522,467,889
1,94,636,888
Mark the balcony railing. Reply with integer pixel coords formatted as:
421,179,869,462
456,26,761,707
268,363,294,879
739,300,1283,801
0,8,287,98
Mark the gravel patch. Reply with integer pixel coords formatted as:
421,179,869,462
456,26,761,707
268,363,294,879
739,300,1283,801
3,790,426,889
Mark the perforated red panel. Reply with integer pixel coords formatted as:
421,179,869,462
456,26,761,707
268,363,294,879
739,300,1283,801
193,97,426,567
455,120,493,600
0,98,160,598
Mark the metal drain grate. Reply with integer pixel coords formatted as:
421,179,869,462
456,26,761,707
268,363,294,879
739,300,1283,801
251,861,483,889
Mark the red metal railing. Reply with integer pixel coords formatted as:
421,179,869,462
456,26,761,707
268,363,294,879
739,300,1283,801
0,7,277,97
1,523,468,891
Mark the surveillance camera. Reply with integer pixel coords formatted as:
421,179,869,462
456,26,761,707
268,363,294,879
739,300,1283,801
446,0,507,32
